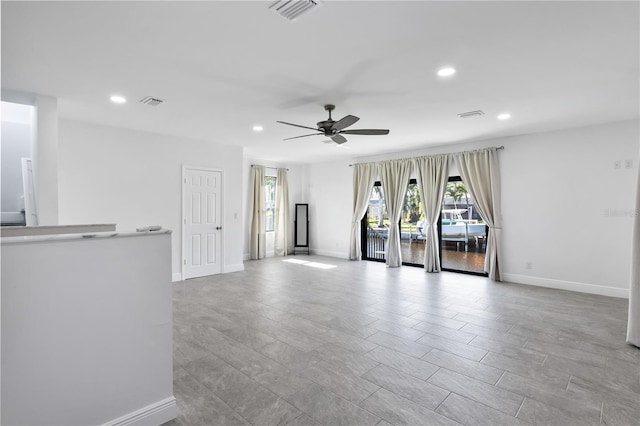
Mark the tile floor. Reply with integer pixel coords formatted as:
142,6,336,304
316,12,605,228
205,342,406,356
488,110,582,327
166,255,639,426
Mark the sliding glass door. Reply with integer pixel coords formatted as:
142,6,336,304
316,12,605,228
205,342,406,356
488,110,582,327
361,177,488,276
361,180,426,265
361,183,387,262
439,177,488,275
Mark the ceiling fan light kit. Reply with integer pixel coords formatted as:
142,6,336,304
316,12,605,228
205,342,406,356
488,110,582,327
277,104,390,145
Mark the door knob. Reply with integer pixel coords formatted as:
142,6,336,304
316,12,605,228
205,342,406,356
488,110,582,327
216,226,222,230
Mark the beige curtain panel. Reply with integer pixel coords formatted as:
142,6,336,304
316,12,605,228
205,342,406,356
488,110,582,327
414,154,449,272
249,165,266,259
379,159,412,267
349,163,377,260
627,146,640,347
275,168,292,256
455,148,503,281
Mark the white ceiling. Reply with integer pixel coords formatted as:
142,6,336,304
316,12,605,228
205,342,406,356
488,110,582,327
2,1,638,163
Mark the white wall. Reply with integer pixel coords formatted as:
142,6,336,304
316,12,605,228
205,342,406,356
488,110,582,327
306,158,353,259
2,232,175,426
305,119,639,297
58,120,244,278
242,157,307,260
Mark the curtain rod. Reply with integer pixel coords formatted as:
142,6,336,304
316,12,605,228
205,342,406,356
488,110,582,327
251,164,289,171
348,145,505,167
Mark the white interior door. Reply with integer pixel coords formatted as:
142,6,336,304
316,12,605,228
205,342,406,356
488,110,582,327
183,167,222,279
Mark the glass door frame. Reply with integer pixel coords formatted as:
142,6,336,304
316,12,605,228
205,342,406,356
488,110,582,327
439,176,489,277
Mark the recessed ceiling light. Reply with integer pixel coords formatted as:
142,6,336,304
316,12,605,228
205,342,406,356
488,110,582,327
253,125,264,132
437,67,456,77
110,95,126,104
498,113,511,120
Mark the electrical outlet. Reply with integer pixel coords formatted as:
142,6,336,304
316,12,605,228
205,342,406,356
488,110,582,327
614,160,621,169
526,262,533,270
625,159,633,169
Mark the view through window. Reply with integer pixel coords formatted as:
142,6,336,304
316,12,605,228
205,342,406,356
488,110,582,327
265,176,276,232
361,178,487,275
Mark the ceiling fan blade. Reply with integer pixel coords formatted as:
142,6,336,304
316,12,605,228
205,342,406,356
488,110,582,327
276,121,319,131
283,133,322,141
331,134,348,144
340,129,390,135
332,115,360,131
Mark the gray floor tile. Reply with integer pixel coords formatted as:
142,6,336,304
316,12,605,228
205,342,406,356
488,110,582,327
544,354,640,394
497,372,603,420
410,314,467,331
284,414,323,426
516,397,600,426
412,322,476,344
364,346,439,380
524,339,607,368
464,325,529,350
362,364,450,410
359,388,460,426
222,324,278,351
452,313,512,332
173,368,250,426
480,351,570,390
469,335,546,364
416,333,488,361
171,256,638,426
369,319,426,341
302,360,380,404
286,381,382,426
366,331,432,358
436,392,530,426
428,368,523,415
422,348,504,384
601,401,640,426
367,309,421,328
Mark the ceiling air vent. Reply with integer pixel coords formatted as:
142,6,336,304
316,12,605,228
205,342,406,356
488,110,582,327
270,0,321,21
139,96,165,107
458,110,485,118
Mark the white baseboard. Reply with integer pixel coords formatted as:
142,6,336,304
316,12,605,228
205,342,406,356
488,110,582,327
224,263,245,273
172,272,183,282
310,249,350,259
243,252,250,261
103,396,176,426
502,273,629,299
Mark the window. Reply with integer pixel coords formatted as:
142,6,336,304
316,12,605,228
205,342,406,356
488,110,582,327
265,176,277,232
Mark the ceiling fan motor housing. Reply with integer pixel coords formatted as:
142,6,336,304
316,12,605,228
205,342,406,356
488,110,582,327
317,120,336,135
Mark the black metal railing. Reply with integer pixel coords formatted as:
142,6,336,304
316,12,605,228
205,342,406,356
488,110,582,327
365,227,386,261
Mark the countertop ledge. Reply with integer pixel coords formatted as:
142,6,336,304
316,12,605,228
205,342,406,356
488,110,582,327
1,228,172,245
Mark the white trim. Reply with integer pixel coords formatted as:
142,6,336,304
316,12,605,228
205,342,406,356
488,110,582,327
181,165,225,280
102,396,176,426
172,273,183,282
502,273,629,299
243,252,250,261
224,263,245,273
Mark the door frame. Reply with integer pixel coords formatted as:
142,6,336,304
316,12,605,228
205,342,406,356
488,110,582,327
181,165,225,281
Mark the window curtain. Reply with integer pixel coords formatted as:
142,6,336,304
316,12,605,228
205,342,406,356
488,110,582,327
349,163,376,260
249,165,266,259
627,146,640,347
275,168,292,256
413,154,449,272
379,159,412,267
455,148,503,280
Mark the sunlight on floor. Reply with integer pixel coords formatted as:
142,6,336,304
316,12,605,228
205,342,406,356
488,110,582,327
282,259,337,269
